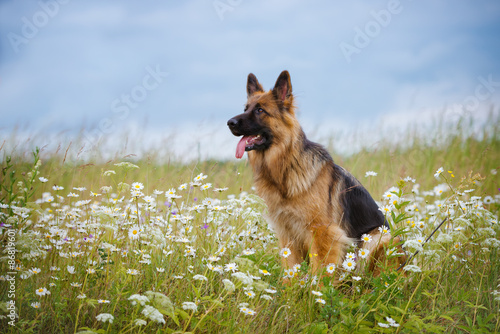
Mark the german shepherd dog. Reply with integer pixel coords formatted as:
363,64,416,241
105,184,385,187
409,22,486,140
227,71,402,276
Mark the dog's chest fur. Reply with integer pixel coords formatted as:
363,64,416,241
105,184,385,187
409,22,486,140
248,141,345,235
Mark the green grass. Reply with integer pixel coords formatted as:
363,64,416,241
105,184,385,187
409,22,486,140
1,114,499,333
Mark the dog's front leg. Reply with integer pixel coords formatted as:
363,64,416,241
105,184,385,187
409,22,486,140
309,223,350,276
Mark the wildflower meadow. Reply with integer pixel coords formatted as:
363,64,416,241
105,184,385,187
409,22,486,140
1,115,499,333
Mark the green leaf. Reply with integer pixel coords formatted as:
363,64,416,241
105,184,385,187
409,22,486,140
391,306,406,315
192,284,201,299
439,315,454,322
176,308,190,320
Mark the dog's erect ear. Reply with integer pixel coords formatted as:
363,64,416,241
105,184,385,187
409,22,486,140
247,73,264,97
272,70,292,102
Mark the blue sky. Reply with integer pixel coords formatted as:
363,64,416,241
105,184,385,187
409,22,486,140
1,0,499,159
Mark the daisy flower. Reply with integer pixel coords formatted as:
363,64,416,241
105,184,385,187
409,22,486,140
280,247,292,258
143,196,155,203
342,259,356,271
244,290,256,298
39,177,48,183
434,167,444,179
365,171,377,177
131,182,144,191
434,184,448,196
178,183,188,191
378,226,390,234
345,252,356,260
216,245,226,255
128,225,141,240
165,188,179,198
98,299,110,304
358,248,369,259
382,191,398,201
259,269,271,276
415,235,425,244
311,290,323,296
242,249,255,256
30,268,41,274
224,263,238,272
194,173,208,182
239,306,256,315
127,269,139,275
36,287,50,296
315,298,326,304
31,302,41,309
378,205,393,215
131,190,143,198
284,268,295,278
184,246,196,258
326,263,336,274
201,183,212,190
484,196,494,204
361,233,372,243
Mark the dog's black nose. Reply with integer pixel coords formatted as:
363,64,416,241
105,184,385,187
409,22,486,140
227,118,239,128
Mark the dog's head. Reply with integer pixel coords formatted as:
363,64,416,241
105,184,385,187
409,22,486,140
227,70,296,159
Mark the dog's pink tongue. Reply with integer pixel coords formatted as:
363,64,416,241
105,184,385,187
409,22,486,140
236,136,250,159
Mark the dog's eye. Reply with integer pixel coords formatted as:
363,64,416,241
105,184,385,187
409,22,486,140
256,108,265,114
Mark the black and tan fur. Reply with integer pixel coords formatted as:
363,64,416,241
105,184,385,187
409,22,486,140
228,71,402,275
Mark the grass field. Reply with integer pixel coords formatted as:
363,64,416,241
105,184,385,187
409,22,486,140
1,113,499,333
